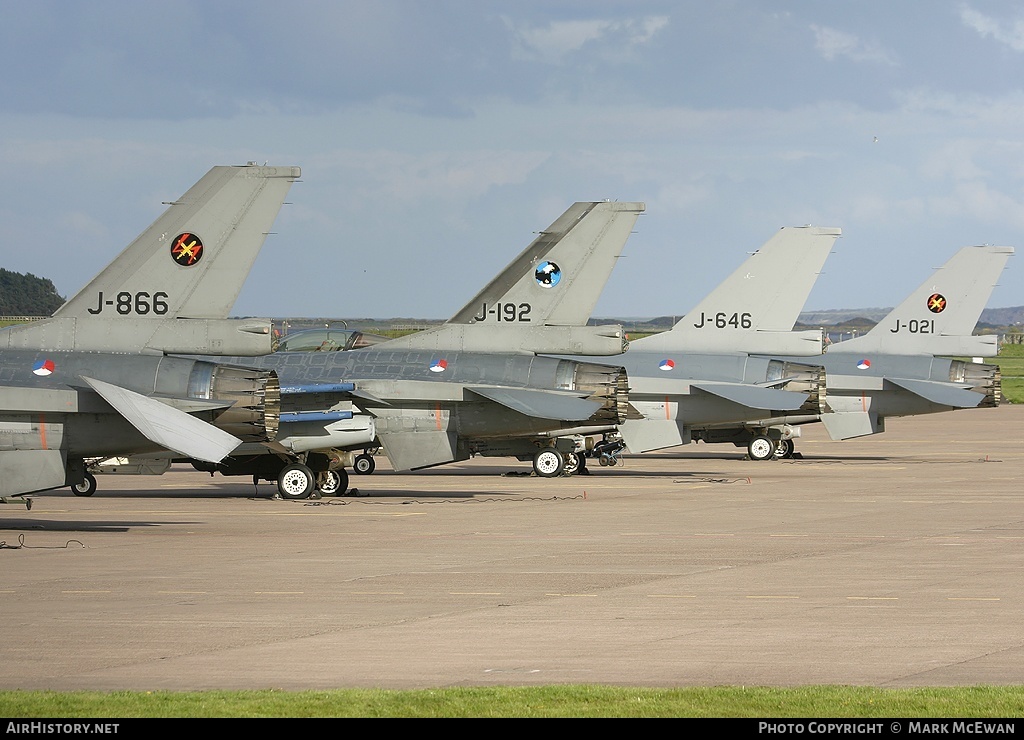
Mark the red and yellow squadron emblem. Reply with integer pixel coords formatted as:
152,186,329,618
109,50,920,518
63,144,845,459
170,233,204,266
927,293,947,314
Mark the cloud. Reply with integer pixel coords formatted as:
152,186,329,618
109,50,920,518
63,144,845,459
810,24,898,65
960,5,1024,51
505,15,669,63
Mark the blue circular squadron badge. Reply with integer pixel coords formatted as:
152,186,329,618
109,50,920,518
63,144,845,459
535,261,561,288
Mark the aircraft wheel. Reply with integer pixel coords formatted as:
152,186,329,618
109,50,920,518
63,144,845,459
747,435,776,461
278,463,315,499
562,452,581,476
71,472,97,497
317,469,348,496
533,449,564,478
774,439,795,459
353,454,376,475
576,454,589,475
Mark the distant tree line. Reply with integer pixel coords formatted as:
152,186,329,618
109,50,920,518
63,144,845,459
0,268,65,316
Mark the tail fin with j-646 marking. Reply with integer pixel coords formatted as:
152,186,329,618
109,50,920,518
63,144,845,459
634,225,840,356
379,201,645,355
2,163,300,356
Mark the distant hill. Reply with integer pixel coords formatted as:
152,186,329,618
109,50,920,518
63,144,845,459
0,268,65,316
796,306,1024,326
272,307,1024,341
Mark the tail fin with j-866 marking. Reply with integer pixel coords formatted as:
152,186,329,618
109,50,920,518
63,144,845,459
0,164,299,501
2,163,301,356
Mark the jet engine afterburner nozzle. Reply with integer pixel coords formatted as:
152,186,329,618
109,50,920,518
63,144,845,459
766,360,827,415
204,365,281,442
564,361,630,425
950,360,1001,408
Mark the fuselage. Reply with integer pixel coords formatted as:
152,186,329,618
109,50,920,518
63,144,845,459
0,349,278,457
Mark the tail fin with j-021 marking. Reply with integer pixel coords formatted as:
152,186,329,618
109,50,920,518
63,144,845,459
835,245,1013,357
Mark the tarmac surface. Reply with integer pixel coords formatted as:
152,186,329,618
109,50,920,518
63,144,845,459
1,405,1022,691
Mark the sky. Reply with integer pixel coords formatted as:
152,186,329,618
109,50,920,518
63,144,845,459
1,0,1022,319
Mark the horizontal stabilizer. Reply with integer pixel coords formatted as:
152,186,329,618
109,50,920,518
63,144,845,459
885,377,987,408
377,430,461,471
691,382,810,411
279,410,354,423
619,418,690,454
81,376,241,463
467,386,602,421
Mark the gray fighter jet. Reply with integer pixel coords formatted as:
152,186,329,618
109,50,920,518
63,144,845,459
0,164,299,505
534,225,840,469
692,244,1012,459
194,201,646,498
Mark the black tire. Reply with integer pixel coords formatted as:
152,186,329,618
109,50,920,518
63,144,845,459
747,435,776,461
71,472,97,497
353,454,376,475
562,452,581,476
277,463,315,500
317,468,348,496
533,449,564,478
774,439,795,459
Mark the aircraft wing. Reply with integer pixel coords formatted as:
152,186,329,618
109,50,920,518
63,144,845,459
690,382,811,411
466,386,603,421
81,376,242,463
884,377,987,408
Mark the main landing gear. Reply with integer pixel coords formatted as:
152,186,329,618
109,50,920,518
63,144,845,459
532,448,565,478
746,435,776,461
276,462,349,500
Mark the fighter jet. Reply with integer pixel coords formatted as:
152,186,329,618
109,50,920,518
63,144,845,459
192,201,646,498
693,244,1012,458
536,226,841,468
0,164,299,505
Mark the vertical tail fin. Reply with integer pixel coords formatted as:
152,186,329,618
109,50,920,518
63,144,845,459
447,201,645,326
636,226,840,355
841,245,1013,356
54,164,300,320
383,201,644,355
